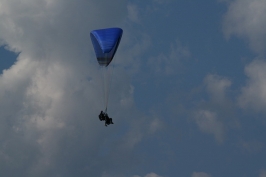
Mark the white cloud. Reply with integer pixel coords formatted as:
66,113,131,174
148,40,190,75
222,0,266,54
0,0,127,57
204,74,231,104
260,170,266,177
145,173,163,177
195,110,225,143
238,60,266,111
127,3,140,23
240,140,264,153
192,172,212,177
149,118,162,134
116,31,151,75
0,0,156,176
133,172,163,177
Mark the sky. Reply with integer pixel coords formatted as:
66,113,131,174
0,0,266,176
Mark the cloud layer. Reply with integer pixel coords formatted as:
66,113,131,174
0,0,161,176
223,0,266,54
1,0,266,176
238,60,266,112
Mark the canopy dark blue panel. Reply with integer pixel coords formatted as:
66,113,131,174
90,28,123,66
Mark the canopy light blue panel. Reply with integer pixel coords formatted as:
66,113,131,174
90,28,123,66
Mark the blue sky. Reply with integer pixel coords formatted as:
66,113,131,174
0,0,266,177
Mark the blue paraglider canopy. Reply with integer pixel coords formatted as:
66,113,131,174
90,27,123,113
90,28,123,66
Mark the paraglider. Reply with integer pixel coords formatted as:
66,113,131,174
90,27,123,126
98,111,114,126
98,111,105,121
